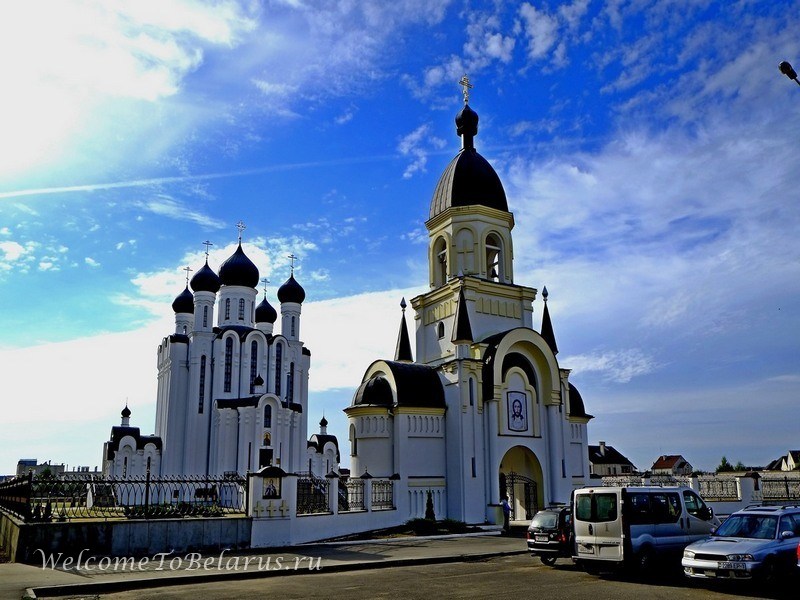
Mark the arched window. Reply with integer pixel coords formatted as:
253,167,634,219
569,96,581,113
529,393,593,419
238,298,245,320
469,377,475,407
263,404,272,428
275,344,282,397
288,361,295,402
224,337,233,393
250,340,258,393
437,322,445,339
122,457,128,478
182,325,187,334
224,298,231,320
486,234,502,282
198,355,206,413
291,316,296,337
349,424,357,456
433,237,447,287
203,305,208,328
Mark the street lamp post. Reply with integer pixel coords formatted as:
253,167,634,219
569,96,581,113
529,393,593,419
779,61,800,86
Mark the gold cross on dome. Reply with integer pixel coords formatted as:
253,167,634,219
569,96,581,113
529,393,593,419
202,240,213,258
236,220,246,242
459,74,473,103
287,253,297,274
261,277,270,295
183,266,193,285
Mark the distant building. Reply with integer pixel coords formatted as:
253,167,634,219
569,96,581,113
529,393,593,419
651,454,692,476
16,459,65,478
588,442,636,476
765,450,800,471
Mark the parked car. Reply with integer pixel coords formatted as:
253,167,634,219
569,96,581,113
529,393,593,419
527,505,573,566
572,486,719,575
682,504,800,583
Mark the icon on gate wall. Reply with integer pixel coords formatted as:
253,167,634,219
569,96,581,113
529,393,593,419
263,477,281,499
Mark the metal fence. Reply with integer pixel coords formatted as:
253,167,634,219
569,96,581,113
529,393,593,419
761,476,800,503
296,474,329,515
342,479,364,512
371,479,394,510
697,476,739,500
0,473,247,522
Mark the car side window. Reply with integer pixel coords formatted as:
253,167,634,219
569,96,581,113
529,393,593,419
683,490,711,520
651,492,681,523
780,513,800,535
628,493,651,524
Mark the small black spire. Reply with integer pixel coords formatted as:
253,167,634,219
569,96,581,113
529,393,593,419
540,286,559,356
452,286,473,344
394,297,413,362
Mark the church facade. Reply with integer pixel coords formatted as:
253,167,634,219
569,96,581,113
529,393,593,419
102,93,592,528
346,98,592,523
104,242,339,480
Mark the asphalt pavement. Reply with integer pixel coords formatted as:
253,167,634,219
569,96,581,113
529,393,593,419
0,527,529,599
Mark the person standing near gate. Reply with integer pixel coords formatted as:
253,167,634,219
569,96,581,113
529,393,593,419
501,495,511,533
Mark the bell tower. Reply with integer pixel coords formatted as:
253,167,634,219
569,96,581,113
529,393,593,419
412,76,536,365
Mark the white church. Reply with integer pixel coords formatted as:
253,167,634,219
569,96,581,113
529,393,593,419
103,90,592,526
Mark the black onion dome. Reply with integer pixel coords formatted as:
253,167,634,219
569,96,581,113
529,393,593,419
121,405,131,418
171,286,194,314
219,244,259,288
255,296,278,324
352,376,393,407
277,274,306,304
455,103,479,137
319,416,328,427
429,103,508,220
190,261,221,293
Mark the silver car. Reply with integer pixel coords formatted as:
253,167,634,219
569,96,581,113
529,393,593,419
682,504,800,583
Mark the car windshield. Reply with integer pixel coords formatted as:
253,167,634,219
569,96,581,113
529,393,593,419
715,514,778,540
531,511,559,528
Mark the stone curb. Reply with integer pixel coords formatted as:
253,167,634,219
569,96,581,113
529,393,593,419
27,547,529,598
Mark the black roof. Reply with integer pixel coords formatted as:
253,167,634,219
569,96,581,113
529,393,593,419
219,243,259,288
394,311,413,362
352,361,445,409
429,104,507,220
567,382,591,419
171,286,194,314
216,396,261,409
452,286,474,343
255,296,278,324
308,434,340,462
106,427,163,460
190,260,221,293
588,444,635,467
277,273,306,304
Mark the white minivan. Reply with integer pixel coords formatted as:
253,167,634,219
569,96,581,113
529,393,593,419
572,486,720,574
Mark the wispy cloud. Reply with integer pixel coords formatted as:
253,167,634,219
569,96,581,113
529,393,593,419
137,195,225,229
398,124,446,179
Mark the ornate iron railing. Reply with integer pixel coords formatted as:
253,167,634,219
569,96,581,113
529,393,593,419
0,473,246,522
762,476,800,502
296,474,329,515
342,479,364,512
698,476,739,500
371,479,394,510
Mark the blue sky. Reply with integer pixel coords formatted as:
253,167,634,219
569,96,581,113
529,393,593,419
1,0,798,476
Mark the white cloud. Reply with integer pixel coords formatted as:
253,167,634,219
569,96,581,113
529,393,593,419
518,3,560,62
561,349,658,383
397,124,446,179
85,257,100,268
136,195,226,229
0,241,27,262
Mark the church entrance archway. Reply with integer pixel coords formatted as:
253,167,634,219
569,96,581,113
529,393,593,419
499,446,543,521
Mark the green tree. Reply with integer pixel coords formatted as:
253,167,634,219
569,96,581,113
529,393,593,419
716,456,733,473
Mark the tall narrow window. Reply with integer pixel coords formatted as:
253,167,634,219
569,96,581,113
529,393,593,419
288,361,295,402
122,457,128,478
291,316,296,337
224,337,233,393
275,344,282,397
486,234,501,282
203,306,208,328
349,424,357,456
263,404,272,428
198,355,206,413
224,298,231,320
433,237,447,287
238,298,245,320
250,340,258,393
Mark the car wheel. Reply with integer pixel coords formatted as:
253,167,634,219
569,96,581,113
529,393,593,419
636,547,655,577
540,556,557,566
759,557,779,586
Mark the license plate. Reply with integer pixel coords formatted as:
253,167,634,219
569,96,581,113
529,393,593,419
578,544,594,554
535,535,549,542
718,561,746,571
